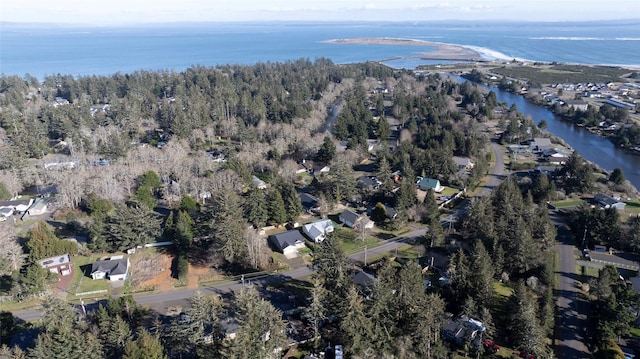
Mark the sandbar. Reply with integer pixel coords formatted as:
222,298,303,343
323,38,485,62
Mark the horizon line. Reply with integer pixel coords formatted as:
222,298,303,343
2,18,640,27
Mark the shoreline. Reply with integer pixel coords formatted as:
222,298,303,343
324,37,640,70
324,37,486,62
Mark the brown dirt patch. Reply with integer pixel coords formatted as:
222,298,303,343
187,264,211,289
133,253,175,292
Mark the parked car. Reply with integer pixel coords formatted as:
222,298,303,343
519,350,535,359
482,339,500,352
335,345,343,359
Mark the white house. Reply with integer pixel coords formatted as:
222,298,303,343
302,219,334,243
38,254,72,276
90,257,130,281
417,177,444,192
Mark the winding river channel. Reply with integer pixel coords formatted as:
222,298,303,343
452,76,640,191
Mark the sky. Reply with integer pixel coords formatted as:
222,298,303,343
2,0,639,25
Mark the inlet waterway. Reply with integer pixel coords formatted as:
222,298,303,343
451,76,640,191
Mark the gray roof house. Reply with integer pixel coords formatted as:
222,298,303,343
302,219,334,243
442,316,486,347
90,257,130,281
268,230,306,257
530,137,553,153
356,176,381,191
252,176,268,190
452,156,474,170
594,194,626,210
339,209,374,229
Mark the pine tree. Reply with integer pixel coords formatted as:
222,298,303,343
29,297,103,359
281,182,303,222
341,286,374,355
229,286,286,359
468,240,495,309
208,190,247,264
267,189,287,225
174,210,194,252
304,277,329,345
243,188,269,228
123,329,167,359
103,203,162,252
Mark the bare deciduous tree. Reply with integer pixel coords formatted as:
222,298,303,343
0,223,23,275
244,227,270,270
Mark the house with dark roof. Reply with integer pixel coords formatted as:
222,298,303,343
356,176,381,191
90,257,130,281
339,209,374,229
594,193,626,210
0,198,34,216
298,192,320,214
442,316,486,347
268,230,306,257
352,270,377,289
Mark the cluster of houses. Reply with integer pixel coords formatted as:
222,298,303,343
268,206,373,258
508,137,572,165
541,81,637,111
0,197,49,221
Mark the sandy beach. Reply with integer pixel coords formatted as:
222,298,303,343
324,38,485,62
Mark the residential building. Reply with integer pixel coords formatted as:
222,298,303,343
298,192,320,214
566,100,589,111
269,230,306,257
452,156,474,170
594,193,626,210
252,176,267,190
442,316,486,347
356,176,382,191
302,219,334,243
339,209,374,229
38,254,72,276
417,177,444,192
90,257,130,281
530,137,553,153
0,198,34,216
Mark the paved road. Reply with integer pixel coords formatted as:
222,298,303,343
480,142,506,197
550,211,591,358
11,230,425,322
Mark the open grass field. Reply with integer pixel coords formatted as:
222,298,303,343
489,64,630,84
550,199,585,208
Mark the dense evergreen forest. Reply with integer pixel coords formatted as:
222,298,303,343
0,59,637,359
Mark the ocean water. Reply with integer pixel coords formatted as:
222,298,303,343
1,21,639,79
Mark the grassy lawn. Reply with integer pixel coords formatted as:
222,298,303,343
623,200,640,217
68,254,110,296
576,264,600,278
550,199,585,208
630,327,640,338
441,187,460,197
493,281,514,297
0,297,42,312
340,235,382,256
